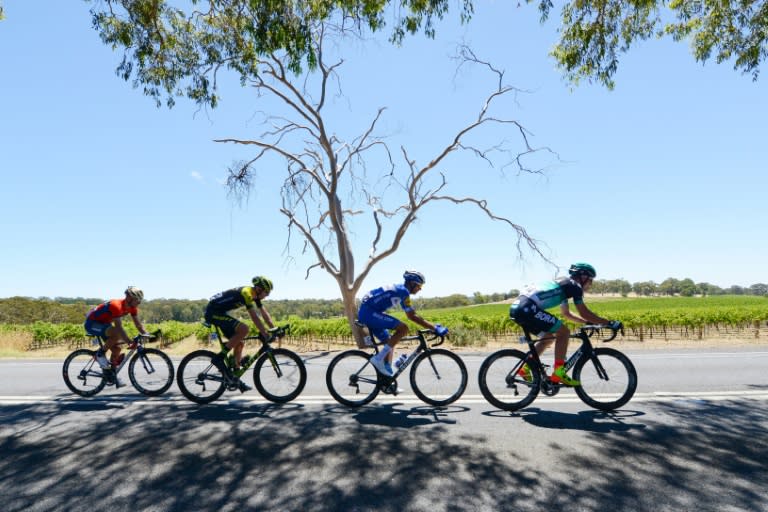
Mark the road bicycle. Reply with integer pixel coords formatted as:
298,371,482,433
62,330,174,397
176,323,306,404
478,324,637,412
326,323,468,407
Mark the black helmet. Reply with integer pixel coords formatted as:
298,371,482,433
251,276,273,294
568,262,596,278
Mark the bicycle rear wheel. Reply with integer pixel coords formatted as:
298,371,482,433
326,350,380,407
62,349,107,397
253,348,307,403
176,350,228,404
128,348,175,396
410,349,467,406
573,347,637,411
478,349,541,411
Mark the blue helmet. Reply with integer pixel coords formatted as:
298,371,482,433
403,270,426,285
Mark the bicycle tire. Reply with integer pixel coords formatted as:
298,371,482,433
573,347,637,411
128,348,175,396
252,348,306,403
410,348,468,406
326,350,380,407
176,350,228,404
478,349,541,411
62,349,107,397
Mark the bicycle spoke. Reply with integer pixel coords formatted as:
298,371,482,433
326,350,380,407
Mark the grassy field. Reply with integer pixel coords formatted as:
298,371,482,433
2,295,767,357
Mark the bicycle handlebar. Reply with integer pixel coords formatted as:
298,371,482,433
260,324,291,341
578,324,623,342
417,328,447,347
132,329,162,343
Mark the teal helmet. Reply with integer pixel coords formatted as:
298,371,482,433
251,276,274,294
568,262,596,279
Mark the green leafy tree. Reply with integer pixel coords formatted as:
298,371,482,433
537,0,768,89
632,280,658,296
679,277,697,297
86,0,474,108
659,277,681,296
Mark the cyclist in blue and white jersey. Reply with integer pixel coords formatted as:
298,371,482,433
510,262,621,386
359,271,448,377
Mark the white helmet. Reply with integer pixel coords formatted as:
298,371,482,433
125,286,144,302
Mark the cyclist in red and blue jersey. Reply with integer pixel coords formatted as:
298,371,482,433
510,262,621,386
84,286,149,367
360,271,448,377
204,276,275,391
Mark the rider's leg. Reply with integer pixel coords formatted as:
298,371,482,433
226,322,249,370
552,324,571,364
551,324,580,386
103,326,123,365
381,323,408,364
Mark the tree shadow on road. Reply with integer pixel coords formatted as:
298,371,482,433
1,395,767,512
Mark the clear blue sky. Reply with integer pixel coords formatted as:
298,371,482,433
1,2,765,301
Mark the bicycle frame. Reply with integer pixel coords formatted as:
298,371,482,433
205,323,288,380
91,332,157,376
521,325,619,390
359,325,444,384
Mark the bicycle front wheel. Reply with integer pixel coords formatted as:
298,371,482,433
478,349,541,411
253,348,307,403
326,350,380,407
128,348,175,396
62,349,107,397
573,347,637,411
409,349,468,406
176,350,228,404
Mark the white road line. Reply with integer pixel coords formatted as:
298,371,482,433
2,391,768,405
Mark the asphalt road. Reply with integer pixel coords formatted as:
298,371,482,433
2,346,768,511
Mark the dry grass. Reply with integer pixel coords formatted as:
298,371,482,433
3,333,767,360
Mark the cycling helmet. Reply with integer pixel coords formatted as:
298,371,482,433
125,286,144,302
568,262,597,279
252,276,274,294
403,270,426,285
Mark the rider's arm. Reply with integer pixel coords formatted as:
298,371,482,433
131,314,148,335
560,302,587,323
112,317,132,343
405,310,435,331
247,307,270,338
573,302,609,324
258,305,276,330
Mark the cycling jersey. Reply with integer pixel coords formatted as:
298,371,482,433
206,286,262,314
510,278,585,334
518,278,584,309
359,284,415,314
86,299,138,324
357,284,415,342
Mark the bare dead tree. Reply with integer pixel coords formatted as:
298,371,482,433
218,23,555,341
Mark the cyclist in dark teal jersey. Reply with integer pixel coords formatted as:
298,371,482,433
205,276,275,390
359,270,448,377
510,263,620,386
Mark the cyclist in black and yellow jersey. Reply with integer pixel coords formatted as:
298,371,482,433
204,276,276,391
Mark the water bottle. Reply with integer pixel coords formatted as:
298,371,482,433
394,353,408,368
209,331,219,343
95,349,110,369
363,335,373,347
